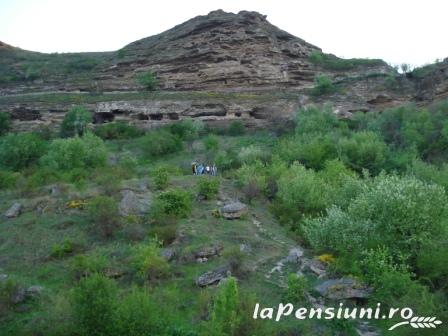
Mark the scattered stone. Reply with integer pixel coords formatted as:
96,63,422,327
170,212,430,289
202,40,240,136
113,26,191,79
239,244,251,253
11,288,26,304
196,257,208,263
25,285,44,298
196,265,231,287
284,247,304,263
315,278,372,300
4,202,22,218
308,259,328,278
220,201,247,219
161,248,176,261
118,190,152,216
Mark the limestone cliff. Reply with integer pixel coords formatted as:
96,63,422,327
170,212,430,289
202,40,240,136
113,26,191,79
0,10,447,131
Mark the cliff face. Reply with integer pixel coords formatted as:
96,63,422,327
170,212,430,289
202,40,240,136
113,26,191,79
0,10,447,131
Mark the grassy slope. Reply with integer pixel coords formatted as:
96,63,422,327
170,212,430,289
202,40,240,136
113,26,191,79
0,133,318,335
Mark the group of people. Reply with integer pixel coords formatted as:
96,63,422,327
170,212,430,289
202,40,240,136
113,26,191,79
192,162,217,176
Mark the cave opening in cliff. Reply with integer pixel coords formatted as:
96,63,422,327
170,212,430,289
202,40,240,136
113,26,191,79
150,113,164,120
93,112,115,124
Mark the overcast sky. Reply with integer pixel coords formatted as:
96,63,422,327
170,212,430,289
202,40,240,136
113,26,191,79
0,0,446,67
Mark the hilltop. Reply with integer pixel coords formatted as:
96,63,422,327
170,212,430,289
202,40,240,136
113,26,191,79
1,9,446,132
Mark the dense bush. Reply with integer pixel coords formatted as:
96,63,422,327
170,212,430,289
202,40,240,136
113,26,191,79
88,196,120,237
116,288,163,336
133,239,170,281
72,274,118,336
208,277,240,336
0,170,20,190
203,134,219,152
303,174,447,266
197,177,220,199
169,119,205,141
40,133,107,171
152,189,192,218
311,74,336,96
140,129,183,158
70,254,108,279
237,145,266,164
60,106,92,137
152,165,169,190
94,122,142,140
0,132,46,171
309,51,384,70
136,71,157,91
0,111,11,135
227,120,245,136
337,131,387,174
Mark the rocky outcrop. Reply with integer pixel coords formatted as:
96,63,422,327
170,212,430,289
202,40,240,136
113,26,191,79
0,10,446,132
196,264,231,287
4,202,22,218
220,201,248,219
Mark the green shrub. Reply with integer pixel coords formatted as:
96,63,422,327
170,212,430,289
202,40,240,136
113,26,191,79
117,288,163,336
60,106,92,137
309,51,384,71
0,170,20,190
152,166,169,190
153,189,192,218
274,163,329,226
0,133,46,171
51,238,74,258
0,112,11,135
277,133,338,169
294,105,343,135
70,254,108,279
311,74,336,96
148,224,177,246
203,134,219,152
136,71,157,91
304,174,448,265
337,131,387,174
169,119,205,141
133,239,170,281
140,129,183,158
227,120,245,136
88,196,120,238
72,274,118,336
197,177,220,199
209,277,240,336
40,133,107,171
94,122,142,140
0,278,22,316
285,273,308,303
237,145,266,164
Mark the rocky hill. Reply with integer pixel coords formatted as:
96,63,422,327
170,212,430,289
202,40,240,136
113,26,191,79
0,9,447,131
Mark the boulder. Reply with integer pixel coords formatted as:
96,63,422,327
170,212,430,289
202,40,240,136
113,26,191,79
26,285,44,298
161,248,176,262
194,244,223,259
119,190,152,216
220,201,247,219
284,247,304,263
196,265,230,287
315,278,372,300
4,202,22,218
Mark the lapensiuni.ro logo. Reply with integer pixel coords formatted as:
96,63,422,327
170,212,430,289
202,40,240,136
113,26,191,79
252,302,443,331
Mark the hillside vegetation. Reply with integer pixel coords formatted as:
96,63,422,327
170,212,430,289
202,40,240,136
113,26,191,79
1,101,448,335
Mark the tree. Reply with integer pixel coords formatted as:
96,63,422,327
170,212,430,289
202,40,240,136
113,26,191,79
60,106,92,137
72,274,118,336
210,277,240,336
137,71,158,91
0,112,11,136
